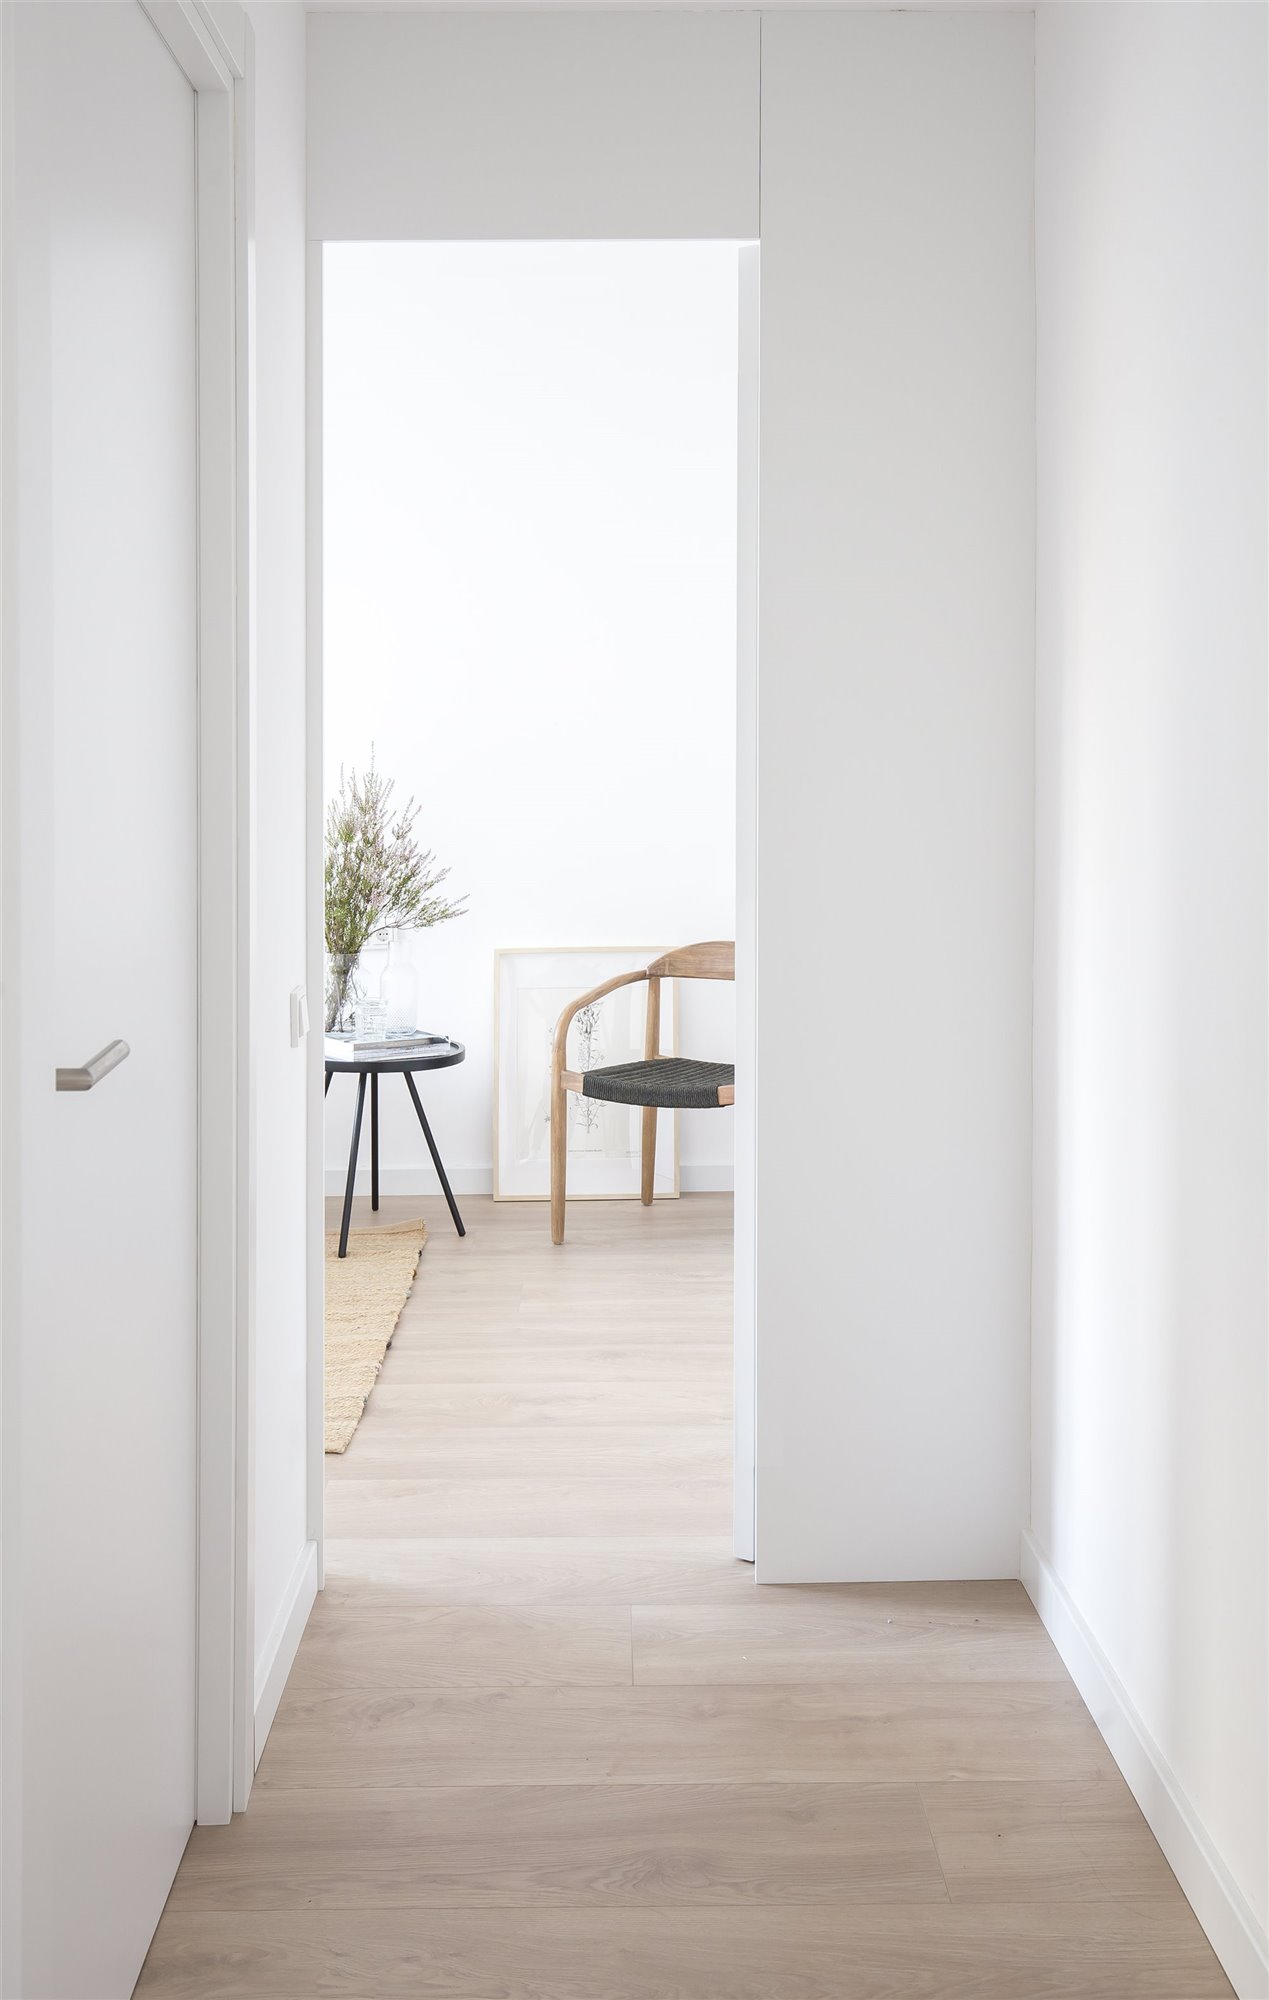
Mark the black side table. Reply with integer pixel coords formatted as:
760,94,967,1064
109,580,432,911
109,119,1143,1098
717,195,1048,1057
324,1037,467,1257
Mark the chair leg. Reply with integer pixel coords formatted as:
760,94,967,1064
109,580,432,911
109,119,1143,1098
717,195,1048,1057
550,1076,568,1244
641,1105,657,1206
641,974,660,1207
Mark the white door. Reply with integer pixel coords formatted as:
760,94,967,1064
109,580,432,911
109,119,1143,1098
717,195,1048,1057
7,5,199,1993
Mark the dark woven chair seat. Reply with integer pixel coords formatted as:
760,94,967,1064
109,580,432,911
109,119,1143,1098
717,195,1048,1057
581,1057,734,1109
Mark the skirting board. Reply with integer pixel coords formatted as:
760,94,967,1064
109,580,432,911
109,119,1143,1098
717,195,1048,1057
1021,1529,1268,2000
254,1538,318,1771
324,1163,735,1198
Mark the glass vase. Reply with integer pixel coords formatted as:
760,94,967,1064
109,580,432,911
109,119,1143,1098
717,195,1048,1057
325,952,360,1035
380,931,419,1035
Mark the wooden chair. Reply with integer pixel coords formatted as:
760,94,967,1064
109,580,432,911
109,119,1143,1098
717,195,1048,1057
550,941,735,1244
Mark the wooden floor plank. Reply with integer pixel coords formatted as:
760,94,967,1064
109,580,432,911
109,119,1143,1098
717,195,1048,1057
380,1344,731,1387
320,1538,762,1607
403,1316,730,1349
920,1778,1181,1902
165,1781,947,1911
631,1586,1068,1685
324,1473,733,1539
356,1375,731,1420
256,1681,1118,1790
288,1603,633,1691
327,1425,730,1481
136,1902,1234,1999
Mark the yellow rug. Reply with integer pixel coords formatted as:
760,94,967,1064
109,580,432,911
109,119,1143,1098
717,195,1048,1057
324,1218,427,1453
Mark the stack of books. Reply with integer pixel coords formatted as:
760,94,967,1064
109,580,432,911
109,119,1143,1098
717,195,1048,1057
327,1028,450,1053
351,1028,449,1054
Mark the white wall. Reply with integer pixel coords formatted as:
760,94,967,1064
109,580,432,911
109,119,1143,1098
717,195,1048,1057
307,10,758,243
321,242,738,1197
755,11,1036,1581
1030,8,1268,1993
306,9,1038,1586
247,0,314,1758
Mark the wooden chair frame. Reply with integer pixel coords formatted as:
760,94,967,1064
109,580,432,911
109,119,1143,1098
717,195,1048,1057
550,941,735,1243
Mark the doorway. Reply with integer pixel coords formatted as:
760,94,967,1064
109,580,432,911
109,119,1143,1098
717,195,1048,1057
312,240,755,1564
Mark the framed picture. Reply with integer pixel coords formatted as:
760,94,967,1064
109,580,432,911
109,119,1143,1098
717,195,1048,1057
493,947,680,1201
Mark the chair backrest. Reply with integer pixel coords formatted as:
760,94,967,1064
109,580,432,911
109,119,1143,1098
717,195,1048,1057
647,941,734,981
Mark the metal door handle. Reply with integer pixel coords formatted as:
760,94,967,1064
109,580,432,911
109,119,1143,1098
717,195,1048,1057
56,1040,130,1092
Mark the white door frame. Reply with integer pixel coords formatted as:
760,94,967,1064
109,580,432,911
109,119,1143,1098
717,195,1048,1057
0,6,257,1921
144,0,258,1830
733,244,759,1563
305,243,327,1588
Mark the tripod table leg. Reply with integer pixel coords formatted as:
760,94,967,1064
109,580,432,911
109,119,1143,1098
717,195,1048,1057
370,1069,379,1211
403,1069,466,1237
338,1071,368,1259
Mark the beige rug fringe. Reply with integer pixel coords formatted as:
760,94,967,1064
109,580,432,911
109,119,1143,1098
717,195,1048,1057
324,1218,427,1453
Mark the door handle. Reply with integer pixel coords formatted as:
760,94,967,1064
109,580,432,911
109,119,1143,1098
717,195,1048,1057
56,1039,130,1092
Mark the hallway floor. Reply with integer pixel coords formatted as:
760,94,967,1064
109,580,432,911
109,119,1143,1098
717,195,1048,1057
139,1194,1231,1998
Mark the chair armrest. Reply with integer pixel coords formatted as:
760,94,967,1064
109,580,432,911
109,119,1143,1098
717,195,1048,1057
552,969,649,1090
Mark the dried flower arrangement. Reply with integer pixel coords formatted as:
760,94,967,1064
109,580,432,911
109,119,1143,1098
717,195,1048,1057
324,758,466,1031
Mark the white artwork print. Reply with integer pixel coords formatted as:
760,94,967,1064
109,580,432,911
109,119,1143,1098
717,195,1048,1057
514,983,642,1164
494,949,678,1200
568,999,605,1150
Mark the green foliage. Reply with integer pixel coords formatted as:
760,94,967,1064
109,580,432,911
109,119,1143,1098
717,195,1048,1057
324,759,466,964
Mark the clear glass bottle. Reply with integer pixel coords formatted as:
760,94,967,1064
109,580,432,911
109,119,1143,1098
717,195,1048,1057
379,930,419,1035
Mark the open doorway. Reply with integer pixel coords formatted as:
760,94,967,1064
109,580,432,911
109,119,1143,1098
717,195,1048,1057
315,241,755,1580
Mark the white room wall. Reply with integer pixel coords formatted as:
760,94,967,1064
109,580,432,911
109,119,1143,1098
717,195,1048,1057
320,242,738,1197
755,11,1036,1581
1029,9,1268,1993
247,0,314,1759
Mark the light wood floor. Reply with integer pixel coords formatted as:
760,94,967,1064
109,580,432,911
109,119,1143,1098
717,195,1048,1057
138,1193,1232,1998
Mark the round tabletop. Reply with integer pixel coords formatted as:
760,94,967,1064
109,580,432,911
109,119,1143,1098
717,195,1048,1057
324,1036,466,1076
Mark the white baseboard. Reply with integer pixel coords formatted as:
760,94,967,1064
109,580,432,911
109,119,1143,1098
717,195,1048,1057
324,1164,735,1197
1021,1528,1268,2000
253,1539,318,1770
